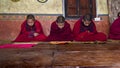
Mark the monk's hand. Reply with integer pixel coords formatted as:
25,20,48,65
34,33,39,37
87,30,90,33
85,30,90,33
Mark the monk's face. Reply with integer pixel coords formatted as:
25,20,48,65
83,20,91,26
27,19,34,26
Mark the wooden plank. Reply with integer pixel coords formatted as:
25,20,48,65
53,66,111,68
33,44,57,50
56,43,120,51
53,51,120,66
0,48,54,67
0,41,120,67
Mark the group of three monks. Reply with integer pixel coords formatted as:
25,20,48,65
14,12,120,42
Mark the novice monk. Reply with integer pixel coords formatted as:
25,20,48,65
47,16,73,41
14,14,46,42
109,12,120,40
73,14,107,41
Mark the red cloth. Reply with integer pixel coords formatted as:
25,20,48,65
0,44,35,48
73,19,107,41
14,20,47,42
109,17,120,40
47,21,73,41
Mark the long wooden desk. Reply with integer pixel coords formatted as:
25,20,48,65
0,41,120,68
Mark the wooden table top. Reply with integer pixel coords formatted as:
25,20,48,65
0,41,120,68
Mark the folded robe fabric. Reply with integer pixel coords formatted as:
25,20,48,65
0,44,35,48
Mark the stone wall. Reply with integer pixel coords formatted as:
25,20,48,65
108,0,120,23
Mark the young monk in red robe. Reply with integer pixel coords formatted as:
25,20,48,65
14,14,47,42
109,12,120,40
73,14,107,41
47,16,73,41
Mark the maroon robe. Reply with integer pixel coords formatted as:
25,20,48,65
109,17,120,40
73,18,107,41
47,21,73,41
14,20,47,42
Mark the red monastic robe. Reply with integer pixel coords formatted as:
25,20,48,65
47,21,73,41
73,19,107,41
14,20,46,42
109,17,120,40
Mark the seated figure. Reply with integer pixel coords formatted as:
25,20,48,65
109,12,120,40
14,14,47,42
47,15,73,41
73,14,107,41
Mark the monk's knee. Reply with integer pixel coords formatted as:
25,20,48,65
96,33,107,41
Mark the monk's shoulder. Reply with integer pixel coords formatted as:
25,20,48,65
35,20,41,23
65,21,70,25
51,21,57,26
21,20,27,27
